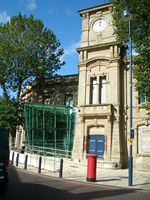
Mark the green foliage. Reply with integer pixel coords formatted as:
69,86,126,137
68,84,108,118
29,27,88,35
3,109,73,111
113,0,150,115
0,97,23,137
0,13,65,134
0,13,65,102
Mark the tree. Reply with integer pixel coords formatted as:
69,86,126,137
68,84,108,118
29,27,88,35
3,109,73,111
112,0,150,119
0,13,65,136
0,13,65,102
0,97,23,140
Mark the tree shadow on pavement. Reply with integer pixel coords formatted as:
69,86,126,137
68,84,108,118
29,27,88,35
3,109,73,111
1,165,136,200
96,178,121,182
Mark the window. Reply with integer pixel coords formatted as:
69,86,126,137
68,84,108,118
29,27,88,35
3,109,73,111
65,94,73,107
90,76,106,104
138,126,150,154
99,76,106,104
90,77,97,104
44,96,51,104
139,94,147,104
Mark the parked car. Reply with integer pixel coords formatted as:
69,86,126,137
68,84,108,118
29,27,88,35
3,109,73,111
0,128,9,196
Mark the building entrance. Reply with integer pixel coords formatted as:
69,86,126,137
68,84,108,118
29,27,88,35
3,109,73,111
88,134,104,159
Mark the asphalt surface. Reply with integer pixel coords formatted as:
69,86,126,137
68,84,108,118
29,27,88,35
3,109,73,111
1,166,150,200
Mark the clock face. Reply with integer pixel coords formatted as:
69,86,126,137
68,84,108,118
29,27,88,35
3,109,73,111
93,20,107,32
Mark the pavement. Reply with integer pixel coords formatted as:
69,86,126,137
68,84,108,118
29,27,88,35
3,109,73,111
11,156,150,191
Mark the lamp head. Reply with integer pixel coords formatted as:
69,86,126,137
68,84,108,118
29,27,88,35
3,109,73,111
122,6,132,21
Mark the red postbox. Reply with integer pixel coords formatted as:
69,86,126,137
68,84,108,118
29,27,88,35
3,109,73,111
86,154,97,182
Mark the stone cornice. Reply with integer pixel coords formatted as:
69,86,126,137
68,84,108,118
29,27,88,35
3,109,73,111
78,3,112,16
76,42,121,53
77,56,120,67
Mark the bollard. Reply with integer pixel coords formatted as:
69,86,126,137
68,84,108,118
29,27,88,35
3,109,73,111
16,153,19,167
24,154,28,170
11,152,14,165
38,156,42,173
59,159,63,178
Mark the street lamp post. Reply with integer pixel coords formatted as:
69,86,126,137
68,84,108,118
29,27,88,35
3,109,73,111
122,6,134,186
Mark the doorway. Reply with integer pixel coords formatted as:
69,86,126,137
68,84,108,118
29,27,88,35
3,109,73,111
88,134,105,159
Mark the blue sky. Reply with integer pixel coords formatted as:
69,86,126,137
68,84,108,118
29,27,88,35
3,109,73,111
0,0,110,77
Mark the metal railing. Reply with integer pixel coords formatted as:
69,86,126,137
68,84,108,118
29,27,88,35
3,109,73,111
25,144,72,159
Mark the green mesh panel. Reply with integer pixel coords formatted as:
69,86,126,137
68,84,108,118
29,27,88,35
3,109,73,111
24,103,76,156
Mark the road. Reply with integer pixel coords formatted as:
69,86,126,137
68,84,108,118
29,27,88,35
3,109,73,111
1,165,150,200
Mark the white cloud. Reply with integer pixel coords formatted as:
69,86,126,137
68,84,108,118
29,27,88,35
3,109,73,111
48,8,58,15
61,40,80,62
64,40,81,57
65,9,74,16
26,0,37,11
60,40,80,64
0,11,10,23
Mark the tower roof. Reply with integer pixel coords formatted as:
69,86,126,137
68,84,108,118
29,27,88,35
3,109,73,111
78,2,112,16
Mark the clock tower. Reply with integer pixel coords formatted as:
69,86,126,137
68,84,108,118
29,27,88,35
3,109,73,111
72,3,128,168
80,3,116,47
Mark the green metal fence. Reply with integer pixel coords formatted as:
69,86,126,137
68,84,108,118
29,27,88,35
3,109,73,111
24,103,76,155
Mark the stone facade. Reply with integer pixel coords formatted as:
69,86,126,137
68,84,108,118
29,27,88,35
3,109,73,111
72,3,150,170
15,74,78,150
20,74,78,107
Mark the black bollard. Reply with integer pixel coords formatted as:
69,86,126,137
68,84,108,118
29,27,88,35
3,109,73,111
59,159,63,178
16,153,19,167
38,156,42,173
11,152,14,165
24,154,28,170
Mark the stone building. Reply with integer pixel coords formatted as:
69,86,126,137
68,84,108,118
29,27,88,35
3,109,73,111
20,74,78,107
15,74,78,150
72,3,150,170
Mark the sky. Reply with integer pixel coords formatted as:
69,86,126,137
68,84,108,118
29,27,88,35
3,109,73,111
0,0,111,77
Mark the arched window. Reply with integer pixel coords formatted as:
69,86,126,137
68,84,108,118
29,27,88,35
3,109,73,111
138,126,150,154
89,76,106,104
